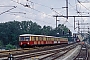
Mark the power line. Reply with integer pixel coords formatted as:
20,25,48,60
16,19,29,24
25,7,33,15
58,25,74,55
69,1,88,24
9,12,26,14
28,0,51,8
7,0,56,26
10,0,57,26
28,0,66,18
0,6,16,7
11,0,52,17
0,6,17,15
16,6,56,25
77,0,90,12
12,0,68,23
51,8,63,16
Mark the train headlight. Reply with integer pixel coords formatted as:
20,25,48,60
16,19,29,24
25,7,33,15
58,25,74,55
27,42,29,45
21,42,22,45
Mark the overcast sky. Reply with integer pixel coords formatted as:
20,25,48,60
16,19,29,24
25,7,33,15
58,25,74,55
0,0,90,33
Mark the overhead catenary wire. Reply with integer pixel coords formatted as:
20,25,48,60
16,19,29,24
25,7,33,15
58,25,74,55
19,0,67,19
28,0,66,19
11,0,67,21
10,0,59,26
28,0,75,29
30,0,72,27
10,0,83,29
68,1,83,29
0,6,16,7
9,12,26,14
28,0,51,8
69,2,85,20
11,0,53,17
5,0,56,26
75,0,90,22
0,6,17,15
15,6,56,26
28,0,67,18
77,0,90,12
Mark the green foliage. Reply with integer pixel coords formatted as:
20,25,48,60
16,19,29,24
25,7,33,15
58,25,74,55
41,25,52,35
0,41,3,47
0,20,71,46
5,44,16,50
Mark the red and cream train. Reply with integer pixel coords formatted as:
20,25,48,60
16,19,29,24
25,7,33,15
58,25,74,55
19,34,69,48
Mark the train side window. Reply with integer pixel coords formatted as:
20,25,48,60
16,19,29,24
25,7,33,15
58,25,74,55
46,37,48,41
39,36,43,41
31,36,36,41
25,36,30,41
51,37,52,41
58,38,59,41
36,37,38,41
41,37,43,41
54,38,55,41
48,37,50,40
54,38,57,41
43,37,46,41
34,36,36,41
38,36,40,40
51,37,54,41
52,37,54,41
57,38,58,41
31,36,35,41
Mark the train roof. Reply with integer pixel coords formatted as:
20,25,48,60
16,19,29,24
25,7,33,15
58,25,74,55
45,35,54,37
19,34,68,39
19,34,45,37
19,34,55,38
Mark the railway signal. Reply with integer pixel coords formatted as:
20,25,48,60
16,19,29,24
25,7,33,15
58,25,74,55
62,30,65,35
68,30,71,36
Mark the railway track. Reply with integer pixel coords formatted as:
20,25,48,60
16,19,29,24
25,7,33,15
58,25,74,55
39,44,78,60
73,43,88,60
0,43,78,60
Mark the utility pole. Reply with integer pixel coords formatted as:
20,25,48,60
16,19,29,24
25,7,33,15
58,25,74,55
77,20,80,33
54,0,68,29
62,0,68,19
56,16,58,30
66,0,68,19
55,16,59,31
53,0,90,33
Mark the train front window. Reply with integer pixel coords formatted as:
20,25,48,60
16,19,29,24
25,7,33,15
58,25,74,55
25,36,30,41
20,36,24,41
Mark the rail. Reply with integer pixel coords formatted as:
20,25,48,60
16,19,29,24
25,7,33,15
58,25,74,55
73,43,88,60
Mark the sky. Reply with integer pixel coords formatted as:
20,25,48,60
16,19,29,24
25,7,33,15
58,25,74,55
0,0,90,33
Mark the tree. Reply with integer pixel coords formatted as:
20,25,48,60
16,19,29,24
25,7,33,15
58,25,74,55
0,20,71,46
0,41,3,47
41,26,52,35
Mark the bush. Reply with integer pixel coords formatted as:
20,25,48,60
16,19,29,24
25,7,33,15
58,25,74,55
5,44,16,50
